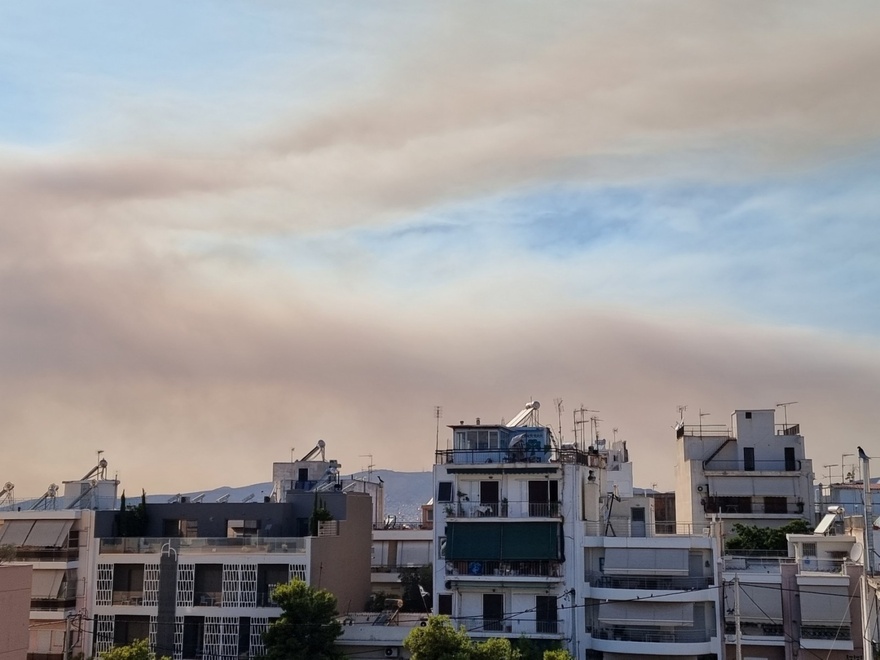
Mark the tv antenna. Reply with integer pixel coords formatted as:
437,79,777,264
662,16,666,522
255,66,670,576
677,405,687,422
776,401,797,430
360,454,374,482
434,406,443,453
554,398,564,442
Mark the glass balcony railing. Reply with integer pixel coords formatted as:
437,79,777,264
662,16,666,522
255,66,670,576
99,537,307,555
446,560,562,578
592,625,714,644
585,572,712,590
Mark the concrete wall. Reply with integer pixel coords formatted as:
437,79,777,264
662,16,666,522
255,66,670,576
0,564,32,660
309,493,373,614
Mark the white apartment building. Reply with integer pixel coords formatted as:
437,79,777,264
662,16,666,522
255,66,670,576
722,522,864,659
675,409,814,533
433,402,724,660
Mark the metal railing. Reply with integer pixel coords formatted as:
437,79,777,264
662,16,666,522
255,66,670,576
592,625,713,644
443,501,561,519
112,590,145,606
435,447,605,468
723,556,847,574
99,537,307,554
703,459,801,472
586,572,712,590
583,520,710,537
446,560,562,578
9,547,79,562
458,617,562,636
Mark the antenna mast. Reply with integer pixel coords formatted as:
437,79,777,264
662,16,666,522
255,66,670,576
554,398,564,442
434,406,443,453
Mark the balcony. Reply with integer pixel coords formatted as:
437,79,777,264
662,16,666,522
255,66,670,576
10,547,79,563
443,501,561,519
592,625,714,644
99,537,307,555
446,560,562,579
457,617,562,637
435,447,601,467
703,459,802,473
29,597,77,612
112,590,145,606
586,572,712,590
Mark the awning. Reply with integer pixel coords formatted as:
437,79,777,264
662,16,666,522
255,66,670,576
446,522,560,560
603,548,688,575
599,601,694,626
724,582,782,623
0,520,35,545
24,520,73,547
30,570,66,598
801,586,850,624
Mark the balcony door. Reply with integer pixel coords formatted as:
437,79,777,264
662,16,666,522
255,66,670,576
483,593,504,632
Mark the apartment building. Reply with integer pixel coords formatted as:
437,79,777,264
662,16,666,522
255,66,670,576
88,490,372,660
675,409,814,533
433,402,724,659
723,520,864,659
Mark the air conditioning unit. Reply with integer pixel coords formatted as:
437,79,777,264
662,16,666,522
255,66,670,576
384,648,400,658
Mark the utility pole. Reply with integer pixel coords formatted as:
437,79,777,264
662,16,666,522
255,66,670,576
733,575,743,660
63,612,75,660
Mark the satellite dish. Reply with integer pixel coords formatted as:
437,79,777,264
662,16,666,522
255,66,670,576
850,543,864,562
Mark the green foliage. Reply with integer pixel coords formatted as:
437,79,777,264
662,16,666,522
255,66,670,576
117,489,149,537
399,565,433,612
0,544,16,564
541,650,574,660
510,637,567,660
365,590,395,612
263,579,344,660
404,616,473,660
309,494,334,536
99,638,168,660
471,637,521,660
405,616,562,660
725,520,812,553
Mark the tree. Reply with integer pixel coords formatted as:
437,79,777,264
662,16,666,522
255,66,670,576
471,637,521,660
0,544,16,564
263,579,344,660
309,494,334,536
99,639,168,660
541,650,574,660
404,615,473,660
725,520,812,553
117,490,149,537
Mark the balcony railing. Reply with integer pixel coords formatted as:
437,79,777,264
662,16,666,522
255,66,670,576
443,501,561,519
99,537,307,555
801,625,851,640
703,459,801,472
9,547,79,562
723,556,847,574
592,625,713,644
725,622,784,637
583,520,710,537
457,617,562,637
30,597,77,611
436,447,604,468
586,572,712,590
112,590,145,606
194,591,222,606
446,560,562,578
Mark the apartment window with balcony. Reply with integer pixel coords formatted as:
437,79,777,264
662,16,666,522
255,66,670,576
528,480,559,517
536,596,557,634
483,594,504,632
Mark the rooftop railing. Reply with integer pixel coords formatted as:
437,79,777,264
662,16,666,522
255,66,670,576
446,560,562,578
443,501,561,519
99,537,307,555
435,447,605,467
703,459,802,472
722,556,848,574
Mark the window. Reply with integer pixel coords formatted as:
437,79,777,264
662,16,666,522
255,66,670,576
437,482,453,502
764,497,787,514
745,411,752,419
438,594,452,616
536,596,558,633
785,447,796,471
743,447,755,471
802,542,817,557
483,594,503,632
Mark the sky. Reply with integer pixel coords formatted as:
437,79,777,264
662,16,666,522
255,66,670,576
1,2,879,499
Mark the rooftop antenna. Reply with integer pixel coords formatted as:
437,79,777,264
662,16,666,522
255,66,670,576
823,464,839,483
776,401,797,432
359,454,374,482
434,406,442,454
573,406,598,448
554,398,564,442
699,409,710,438
677,405,687,422
590,415,603,447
